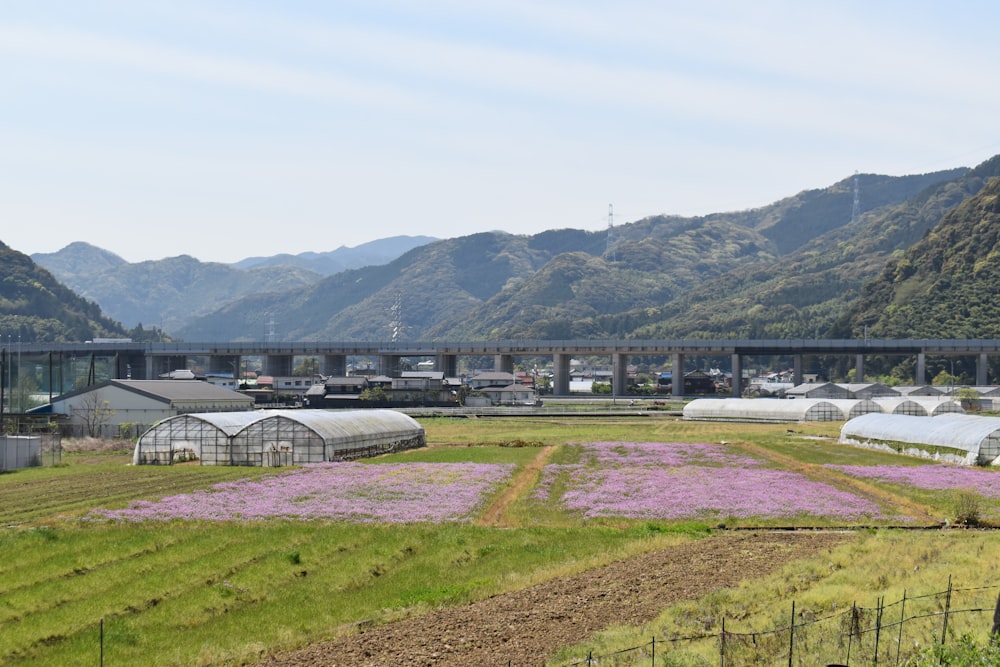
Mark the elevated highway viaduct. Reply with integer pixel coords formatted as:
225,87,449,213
8,339,1000,398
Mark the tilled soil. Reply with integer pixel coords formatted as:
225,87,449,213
258,530,850,667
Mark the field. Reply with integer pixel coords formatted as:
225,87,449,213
3,415,1000,666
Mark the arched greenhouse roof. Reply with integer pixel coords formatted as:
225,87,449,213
871,397,964,416
840,413,1000,465
683,398,877,423
134,409,425,466
132,411,267,465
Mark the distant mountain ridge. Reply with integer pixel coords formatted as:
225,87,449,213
173,164,980,343
13,158,1000,352
32,236,436,334
231,235,437,274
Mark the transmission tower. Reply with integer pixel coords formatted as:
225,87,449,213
389,292,404,343
264,314,277,342
850,171,861,224
606,203,616,262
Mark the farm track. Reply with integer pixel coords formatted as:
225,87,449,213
258,530,851,667
728,440,942,524
477,445,556,528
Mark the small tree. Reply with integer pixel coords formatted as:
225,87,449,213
954,386,981,411
359,386,388,402
73,391,115,438
294,357,320,377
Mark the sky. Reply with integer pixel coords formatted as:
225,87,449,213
3,1,1000,264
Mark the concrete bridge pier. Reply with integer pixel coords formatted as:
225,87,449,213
494,354,514,374
379,355,403,377
671,353,684,397
793,355,803,385
322,354,347,377
731,353,743,396
265,354,293,377
978,353,989,386
916,353,926,385
552,353,570,396
436,354,458,377
612,353,628,397
855,354,865,382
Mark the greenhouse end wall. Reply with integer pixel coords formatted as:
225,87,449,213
134,410,426,466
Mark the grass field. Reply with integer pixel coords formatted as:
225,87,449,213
2,415,1000,665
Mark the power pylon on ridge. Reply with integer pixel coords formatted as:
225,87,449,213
389,291,404,343
851,171,861,224
606,203,616,262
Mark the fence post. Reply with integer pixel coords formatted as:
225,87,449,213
896,589,907,666
788,600,795,667
873,595,884,665
100,617,104,667
941,575,952,647
651,636,655,667
992,590,1000,640
846,602,856,664
720,616,725,667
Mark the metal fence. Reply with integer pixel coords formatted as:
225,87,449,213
562,578,1000,666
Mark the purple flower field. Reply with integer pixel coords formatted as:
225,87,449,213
827,464,1000,497
89,462,514,523
536,442,888,521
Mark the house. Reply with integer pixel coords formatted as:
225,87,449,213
38,380,254,437
323,376,369,395
393,371,445,391
656,370,717,394
467,371,517,390
470,384,539,407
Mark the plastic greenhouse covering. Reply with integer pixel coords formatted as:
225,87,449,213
133,409,425,466
683,398,881,423
840,413,1000,465
870,397,964,416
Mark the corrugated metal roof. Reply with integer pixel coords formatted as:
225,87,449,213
112,380,253,403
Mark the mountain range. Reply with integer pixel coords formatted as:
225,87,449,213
8,156,1000,374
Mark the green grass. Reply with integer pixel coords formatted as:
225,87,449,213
3,417,1000,665
551,530,1000,666
0,521,691,666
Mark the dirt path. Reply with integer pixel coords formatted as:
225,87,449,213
730,439,942,524
258,530,850,667
477,445,556,528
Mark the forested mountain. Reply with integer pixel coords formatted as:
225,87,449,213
628,161,998,340
15,157,1000,346
232,235,436,275
177,164,977,342
848,170,1000,339
34,246,323,333
0,242,128,342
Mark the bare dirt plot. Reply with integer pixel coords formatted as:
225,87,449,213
258,530,850,667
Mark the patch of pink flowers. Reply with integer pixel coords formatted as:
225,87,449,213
826,464,1000,497
537,442,887,521
89,462,514,523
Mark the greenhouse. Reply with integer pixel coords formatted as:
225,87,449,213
871,397,964,416
683,398,881,423
840,413,1000,465
133,409,425,466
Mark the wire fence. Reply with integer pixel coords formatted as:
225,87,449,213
561,577,1000,666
